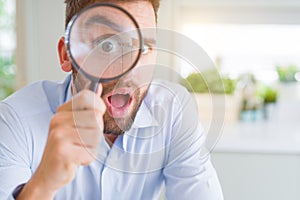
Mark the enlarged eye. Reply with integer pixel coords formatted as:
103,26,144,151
101,41,114,52
94,36,121,54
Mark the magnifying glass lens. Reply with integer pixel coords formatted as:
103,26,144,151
67,4,142,82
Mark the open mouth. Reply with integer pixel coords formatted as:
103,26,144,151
105,90,133,118
108,93,131,108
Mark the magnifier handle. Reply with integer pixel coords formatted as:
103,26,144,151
89,81,99,92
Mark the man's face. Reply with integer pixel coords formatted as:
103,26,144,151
72,1,157,136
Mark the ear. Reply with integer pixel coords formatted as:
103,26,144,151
58,36,72,72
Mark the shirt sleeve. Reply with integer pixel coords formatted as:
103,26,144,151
163,90,224,200
0,103,32,199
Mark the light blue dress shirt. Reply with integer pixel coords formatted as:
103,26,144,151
0,75,223,200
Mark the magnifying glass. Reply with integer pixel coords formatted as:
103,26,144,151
65,3,143,92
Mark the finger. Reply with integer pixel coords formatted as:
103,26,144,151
50,114,103,154
72,145,98,166
50,110,102,130
72,110,104,129
72,90,105,112
72,127,103,148
96,84,103,96
57,90,106,113
48,127,99,165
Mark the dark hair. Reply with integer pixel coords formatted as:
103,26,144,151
64,0,160,28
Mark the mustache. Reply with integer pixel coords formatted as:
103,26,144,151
101,79,137,96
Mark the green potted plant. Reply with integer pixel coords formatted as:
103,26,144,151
182,69,236,95
257,84,278,120
0,55,15,100
276,65,300,83
238,74,279,121
181,69,239,124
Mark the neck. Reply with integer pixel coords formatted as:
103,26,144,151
104,134,118,147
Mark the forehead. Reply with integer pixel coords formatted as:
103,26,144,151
92,1,156,29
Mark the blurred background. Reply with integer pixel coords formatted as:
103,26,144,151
0,0,300,199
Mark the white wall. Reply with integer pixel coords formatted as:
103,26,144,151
16,0,67,87
212,152,300,200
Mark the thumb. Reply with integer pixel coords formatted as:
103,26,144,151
96,83,103,96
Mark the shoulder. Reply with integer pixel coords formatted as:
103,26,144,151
146,79,191,103
1,75,71,119
145,79,195,111
145,79,201,129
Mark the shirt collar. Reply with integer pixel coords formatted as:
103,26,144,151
131,100,159,128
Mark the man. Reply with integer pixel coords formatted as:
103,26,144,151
0,0,223,199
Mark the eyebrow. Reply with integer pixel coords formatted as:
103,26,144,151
84,15,123,32
84,15,157,46
143,37,157,46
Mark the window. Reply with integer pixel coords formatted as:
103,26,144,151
168,1,300,84
182,24,300,83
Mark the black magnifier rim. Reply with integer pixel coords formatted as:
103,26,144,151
65,3,143,83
